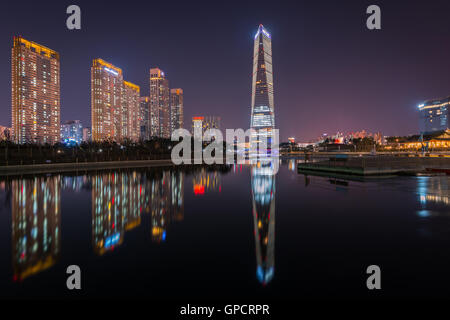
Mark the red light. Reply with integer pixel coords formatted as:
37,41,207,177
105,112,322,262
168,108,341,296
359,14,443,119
194,184,205,195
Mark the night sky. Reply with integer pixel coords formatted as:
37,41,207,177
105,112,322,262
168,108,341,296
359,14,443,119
2,0,450,141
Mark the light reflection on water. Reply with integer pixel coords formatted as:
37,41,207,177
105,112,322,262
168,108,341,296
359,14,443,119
1,161,450,298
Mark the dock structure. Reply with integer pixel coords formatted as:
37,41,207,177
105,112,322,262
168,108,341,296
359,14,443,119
298,156,450,176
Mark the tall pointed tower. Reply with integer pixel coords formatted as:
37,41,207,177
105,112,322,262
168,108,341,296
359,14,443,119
250,25,275,151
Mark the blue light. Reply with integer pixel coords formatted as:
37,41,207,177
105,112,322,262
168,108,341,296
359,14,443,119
104,67,119,76
417,210,431,218
162,231,166,241
104,233,120,248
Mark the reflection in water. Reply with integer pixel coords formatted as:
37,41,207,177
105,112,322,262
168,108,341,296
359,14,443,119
192,168,221,195
417,176,450,217
251,159,276,285
92,172,143,255
11,176,60,281
151,171,184,242
62,176,91,192
92,170,185,253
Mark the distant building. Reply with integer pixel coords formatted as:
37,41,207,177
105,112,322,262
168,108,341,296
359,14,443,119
171,88,183,133
139,96,150,140
61,120,83,144
11,36,60,144
191,116,221,135
82,127,91,142
123,81,140,141
418,97,450,134
0,125,11,141
150,68,170,138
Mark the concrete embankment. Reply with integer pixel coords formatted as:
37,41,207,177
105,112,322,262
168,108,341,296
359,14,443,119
298,156,450,176
0,159,175,176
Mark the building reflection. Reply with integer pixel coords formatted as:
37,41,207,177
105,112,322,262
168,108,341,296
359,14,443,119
62,175,91,192
416,176,450,217
11,176,61,281
92,170,185,253
250,159,276,285
192,168,221,195
151,171,184,242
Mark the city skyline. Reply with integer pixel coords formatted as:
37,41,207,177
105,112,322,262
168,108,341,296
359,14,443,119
3,1,450,142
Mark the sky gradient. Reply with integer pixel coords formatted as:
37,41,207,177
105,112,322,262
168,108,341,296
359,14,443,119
1,0,450,141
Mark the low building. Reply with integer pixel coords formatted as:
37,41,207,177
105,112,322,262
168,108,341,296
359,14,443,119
391,130,450,151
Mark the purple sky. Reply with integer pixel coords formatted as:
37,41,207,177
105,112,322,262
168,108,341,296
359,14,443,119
1,0,450,141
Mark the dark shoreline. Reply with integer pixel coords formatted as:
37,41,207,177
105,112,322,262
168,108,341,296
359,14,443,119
0,159,176,177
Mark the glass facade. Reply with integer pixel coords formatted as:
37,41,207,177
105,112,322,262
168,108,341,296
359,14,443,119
250,25,275,151
418,97,450,133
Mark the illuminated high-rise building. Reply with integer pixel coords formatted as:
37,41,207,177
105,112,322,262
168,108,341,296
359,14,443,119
250,25,275,151
91,59,124,142
123,81,140,141
150,68,170,138
11,36,60,144
139,96,150,140
170,88,184,132
91,59,140,142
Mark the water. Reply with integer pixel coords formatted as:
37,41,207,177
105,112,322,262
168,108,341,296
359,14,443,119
0,159,450,300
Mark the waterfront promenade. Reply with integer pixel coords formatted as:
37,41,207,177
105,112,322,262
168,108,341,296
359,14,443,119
297,155,450,176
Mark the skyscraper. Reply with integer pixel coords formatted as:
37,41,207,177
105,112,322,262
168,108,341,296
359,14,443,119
250,25,275,151
91,59,140,142
123,81,140,141
139,96,150,140
171,88,184,133
91,59,124,142
150,68,170,138
11,36,60,144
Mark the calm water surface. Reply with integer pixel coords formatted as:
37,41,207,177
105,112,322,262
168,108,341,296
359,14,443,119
0,159,450,299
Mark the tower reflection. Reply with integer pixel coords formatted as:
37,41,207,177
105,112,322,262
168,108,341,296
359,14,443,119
11,176,61,281
250,159,276,285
